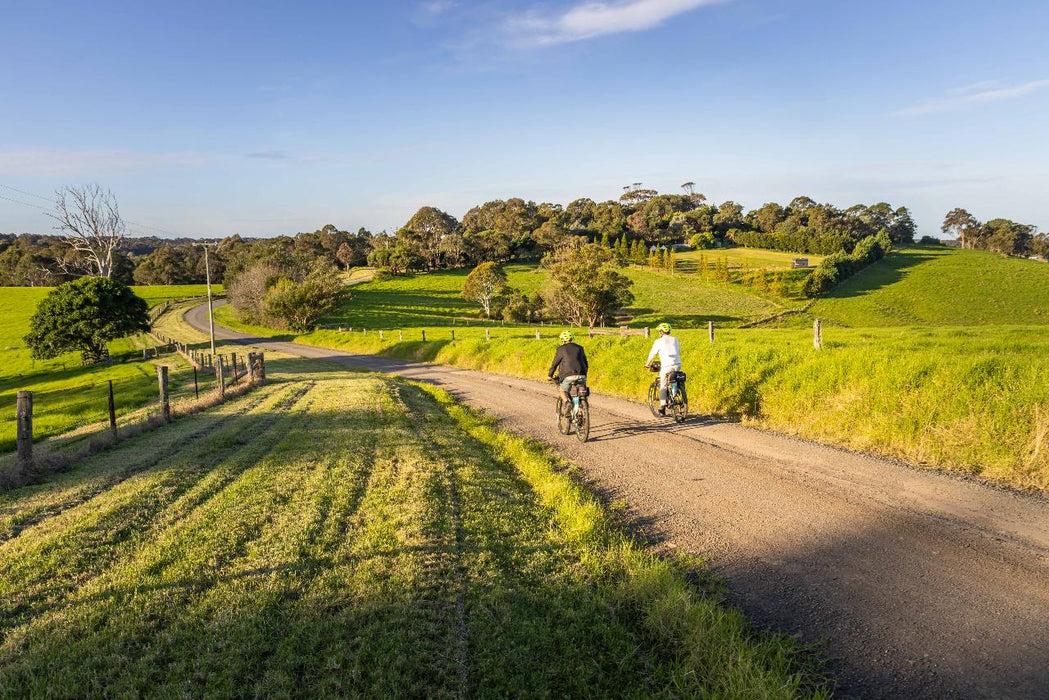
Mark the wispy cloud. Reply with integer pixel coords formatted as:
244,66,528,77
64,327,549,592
411,0,458,26
245,151,292,160
506,0,725,46
0,148,206,177
892,79,1049,116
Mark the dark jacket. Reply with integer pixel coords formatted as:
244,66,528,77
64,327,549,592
548,342,588,379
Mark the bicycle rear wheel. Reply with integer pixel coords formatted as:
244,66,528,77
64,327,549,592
673,384,689,423
575,399,590,443
647,382,662,418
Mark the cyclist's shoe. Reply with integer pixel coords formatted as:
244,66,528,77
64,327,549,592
658,407,666,416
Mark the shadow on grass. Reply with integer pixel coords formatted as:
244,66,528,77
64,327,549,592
821,249,936,300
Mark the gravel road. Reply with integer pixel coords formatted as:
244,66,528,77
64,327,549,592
187,302,1049,699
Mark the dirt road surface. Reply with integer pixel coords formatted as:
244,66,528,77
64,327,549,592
187,303,1049,699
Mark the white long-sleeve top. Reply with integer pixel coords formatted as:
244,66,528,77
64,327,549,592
646,334,682,368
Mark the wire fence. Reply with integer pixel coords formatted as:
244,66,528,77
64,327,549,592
0,340,258,454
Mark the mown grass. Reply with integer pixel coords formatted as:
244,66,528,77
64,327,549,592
0,285,222,453
809,247,1049,326
216,314,1049,493
0,366,826,697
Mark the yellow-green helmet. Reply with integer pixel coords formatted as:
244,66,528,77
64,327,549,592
657,322,671,334
559,330,574,343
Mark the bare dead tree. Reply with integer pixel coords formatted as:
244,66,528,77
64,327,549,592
48,184,126,278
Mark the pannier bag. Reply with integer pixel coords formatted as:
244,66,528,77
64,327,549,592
570,384,590,397
670,371,687,383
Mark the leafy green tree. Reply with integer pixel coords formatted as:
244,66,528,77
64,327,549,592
751,202,786,234
262,262,342,331
713,200,744,233
402,206,459,269
24,277,149,363
461,262,508,318
545,243,634,327
941,208,980,249
500,288,543,323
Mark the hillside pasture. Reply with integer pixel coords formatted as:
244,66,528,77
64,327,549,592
677,246,826,271
283,263,782,331
810,247,1049,326
0,285,221,453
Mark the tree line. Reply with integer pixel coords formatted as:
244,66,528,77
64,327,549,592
366,188,919,273
940,209,1049,259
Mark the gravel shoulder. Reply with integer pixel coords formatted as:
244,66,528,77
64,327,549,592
186,302,1049,699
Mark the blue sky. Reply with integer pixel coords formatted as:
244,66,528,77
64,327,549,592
1,0,1047,238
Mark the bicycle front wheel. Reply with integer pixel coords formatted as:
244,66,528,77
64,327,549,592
647,382,662,418
575,400,590,443
557,399,570,435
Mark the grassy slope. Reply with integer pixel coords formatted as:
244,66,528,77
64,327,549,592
0,366,824,697
810,247,1049,326
678,246,826,270
0,285,222,452
260,263,781,331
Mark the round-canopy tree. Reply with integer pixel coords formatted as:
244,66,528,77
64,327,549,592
24,277,150,363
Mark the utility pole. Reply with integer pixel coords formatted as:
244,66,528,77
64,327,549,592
203,243,216,355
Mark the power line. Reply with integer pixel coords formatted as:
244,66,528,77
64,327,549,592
0,193,50,212
0,184,53,202
0,183,186,238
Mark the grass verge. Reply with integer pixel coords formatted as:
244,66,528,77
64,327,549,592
211,305,1049,493
417,381,828,697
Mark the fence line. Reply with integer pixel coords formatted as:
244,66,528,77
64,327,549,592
6,353,267,468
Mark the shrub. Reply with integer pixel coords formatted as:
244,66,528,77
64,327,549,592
227,262,281,324
262,262,343,331
802,233,891,297
689,231,715,249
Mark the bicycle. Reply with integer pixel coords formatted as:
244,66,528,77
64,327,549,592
646,361,688,423
552,377,590,443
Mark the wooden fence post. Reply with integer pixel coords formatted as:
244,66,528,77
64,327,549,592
16,391,33,465
247,352,257,383
814,319,823,350
157,365,170,422
379,330,384,340
216,356,226,397
258,353,266,382
399,330,403,341
485,328,490,341
421,329,426,342
708,321,715,344
193,366,199,399
142,348,148,361
108,380,117,436
645,327,651,339
451,329,455,341
231,353,238,384
535,330,540,340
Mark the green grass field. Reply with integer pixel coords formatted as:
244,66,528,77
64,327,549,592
285,263,782,331
0,365,825,696
0,285,222,453
677,246,826,270
810,247,1049,326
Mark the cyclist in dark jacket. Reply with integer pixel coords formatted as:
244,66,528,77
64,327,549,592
548,331,588,415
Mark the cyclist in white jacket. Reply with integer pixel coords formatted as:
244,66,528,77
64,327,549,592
644,322,681,416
